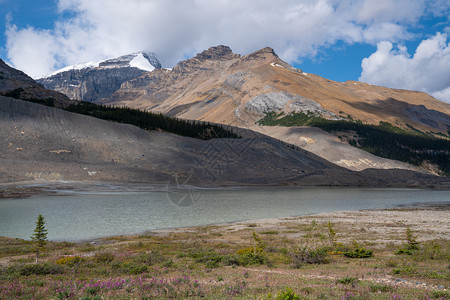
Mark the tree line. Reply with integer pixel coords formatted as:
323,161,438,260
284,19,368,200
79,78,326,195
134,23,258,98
258,111,450,175
65,102,240,140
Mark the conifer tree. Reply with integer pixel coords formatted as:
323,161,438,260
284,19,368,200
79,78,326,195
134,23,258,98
31,214,48,263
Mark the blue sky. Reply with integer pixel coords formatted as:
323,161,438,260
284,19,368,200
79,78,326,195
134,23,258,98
1,0,450,102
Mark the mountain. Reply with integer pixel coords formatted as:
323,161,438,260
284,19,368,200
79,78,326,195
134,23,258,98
37,51,161,102
0,59,72,107
103,46,449,134
1,61,448,188
97,46,449,173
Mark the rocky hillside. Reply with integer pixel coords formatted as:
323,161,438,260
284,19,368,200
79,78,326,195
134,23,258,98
0,59,71,107
37,51,161,102
103,46,450,135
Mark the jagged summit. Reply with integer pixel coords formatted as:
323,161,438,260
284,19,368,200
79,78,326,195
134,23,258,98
194,45,241,61
249,47,277,56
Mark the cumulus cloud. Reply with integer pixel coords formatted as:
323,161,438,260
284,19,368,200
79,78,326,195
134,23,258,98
7,0,442,78
359,33,450,103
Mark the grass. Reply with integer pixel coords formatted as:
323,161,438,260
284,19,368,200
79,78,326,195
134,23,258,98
0,211,448,299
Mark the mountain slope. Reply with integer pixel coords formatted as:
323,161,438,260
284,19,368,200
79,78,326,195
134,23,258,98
0,95,347,185
37,51,161,102
2,96,448,188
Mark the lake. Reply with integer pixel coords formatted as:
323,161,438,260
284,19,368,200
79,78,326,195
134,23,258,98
0,186,448,241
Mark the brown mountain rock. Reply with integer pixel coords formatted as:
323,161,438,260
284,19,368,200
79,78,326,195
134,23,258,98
102,46,449,135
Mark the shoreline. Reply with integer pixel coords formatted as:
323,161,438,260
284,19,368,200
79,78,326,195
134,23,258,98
2,180,450,200
83,202,449,245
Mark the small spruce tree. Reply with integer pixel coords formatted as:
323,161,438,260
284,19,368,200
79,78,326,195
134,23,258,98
31,214,48,263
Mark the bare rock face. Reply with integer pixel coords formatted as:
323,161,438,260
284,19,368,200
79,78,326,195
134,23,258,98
194,45,241,61
37,51,161,102
0,59,72,107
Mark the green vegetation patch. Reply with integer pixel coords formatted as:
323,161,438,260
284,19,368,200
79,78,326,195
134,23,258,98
14,96,240,140
65,101,240,140
258,112,450,175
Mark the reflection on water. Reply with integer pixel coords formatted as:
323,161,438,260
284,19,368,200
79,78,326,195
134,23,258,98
0,187,448,241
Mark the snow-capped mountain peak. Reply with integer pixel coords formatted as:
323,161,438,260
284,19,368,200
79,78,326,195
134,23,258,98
39,51,161,79
36,51,161,102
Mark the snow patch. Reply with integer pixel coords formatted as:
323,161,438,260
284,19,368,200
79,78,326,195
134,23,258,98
129,53,155,72
38,61,101,78
270,62,284,68
302,72,308,75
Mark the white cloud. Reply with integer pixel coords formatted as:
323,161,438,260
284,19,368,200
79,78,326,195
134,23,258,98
5,0,450,80
359,33,450,103
6,25,60,76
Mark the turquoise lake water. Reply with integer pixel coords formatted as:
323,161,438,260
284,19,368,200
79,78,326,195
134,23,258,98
0,186,448,241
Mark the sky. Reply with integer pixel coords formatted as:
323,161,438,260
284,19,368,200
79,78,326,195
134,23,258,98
1,0,450,103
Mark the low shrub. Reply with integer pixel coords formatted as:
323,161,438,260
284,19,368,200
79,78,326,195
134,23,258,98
132,251,165,265
343,248,373,258
19,263,64,276
261,231,279,235
222,255,241,266
368,283,394,292
430,290,449,299
192,251,223,268
235,232,268,266
291,246,329,268
236,247,266,266
111,261,148,275
55,256,83,266
274,287,302,300
336,276,359,285
94,251,114,263
125,262,148,275
393,264,417,275
396,227,420,255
